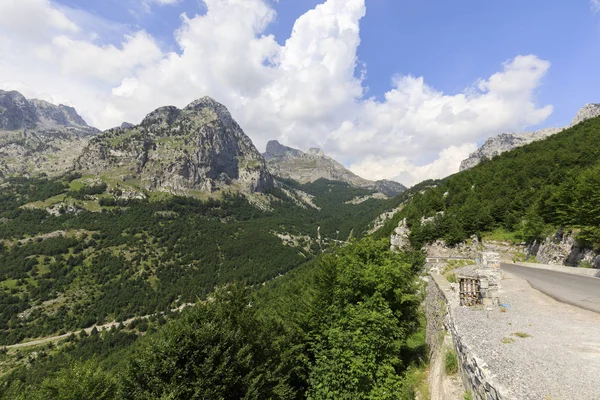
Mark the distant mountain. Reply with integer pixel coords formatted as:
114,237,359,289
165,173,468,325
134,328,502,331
263,140,406,197
77,97,273,195
460,103,600,171
0,90,98,178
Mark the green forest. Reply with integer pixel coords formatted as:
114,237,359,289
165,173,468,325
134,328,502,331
0,238,428,399
0,173,406,346
2,116,599,398
385,116,600,251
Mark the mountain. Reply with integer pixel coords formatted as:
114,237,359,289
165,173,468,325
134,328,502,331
0,90,98,178
460,103,600,171
77,97,273,195
390,114,600,266
263,140,407,196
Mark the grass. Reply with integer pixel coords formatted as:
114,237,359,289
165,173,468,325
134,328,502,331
444,348,458,375
463,391,473,400
22,193,67,209
405,365,431,400
483,227,522,244
512,332,532,338
501,337,515,344
579,260,594,268
512,252,527,262
445,272,457,283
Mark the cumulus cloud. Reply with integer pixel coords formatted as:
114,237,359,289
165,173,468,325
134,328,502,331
0,0,553,187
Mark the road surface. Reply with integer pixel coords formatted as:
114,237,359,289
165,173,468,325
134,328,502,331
501,263,600,314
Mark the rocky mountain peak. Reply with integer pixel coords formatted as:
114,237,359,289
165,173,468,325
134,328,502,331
264,140,303,160
78,96,273,195
262,140,407,197
308,147,325,157
0,90,38,130
461,101,600,171
141,106,181,129
0,89,90,131
570,103,600,126
0,89,97,179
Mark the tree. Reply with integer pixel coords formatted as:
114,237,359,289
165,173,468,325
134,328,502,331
28,360,119,400
122,284,297,400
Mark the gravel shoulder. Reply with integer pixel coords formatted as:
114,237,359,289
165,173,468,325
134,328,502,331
452,270,600,400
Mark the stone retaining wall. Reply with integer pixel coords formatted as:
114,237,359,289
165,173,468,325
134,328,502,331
426,273,508,400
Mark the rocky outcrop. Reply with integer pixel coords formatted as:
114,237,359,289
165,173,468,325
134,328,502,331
460,128,561,171
527,229,600,268
263,140,406,196
460,103,600,171
77,97,273,195
390,218,410,251
570,103,600,126
0,90,98,178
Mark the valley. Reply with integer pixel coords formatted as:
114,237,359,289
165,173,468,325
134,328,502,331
0,89,599,399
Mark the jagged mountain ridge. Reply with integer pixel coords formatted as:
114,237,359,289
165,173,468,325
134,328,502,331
77,97,273,195
263,140,406,197
460,103,600,171
0,90,98,178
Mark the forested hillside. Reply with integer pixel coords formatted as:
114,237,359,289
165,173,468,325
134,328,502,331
386,116,600,250
1,238,428,399
0,173,406,348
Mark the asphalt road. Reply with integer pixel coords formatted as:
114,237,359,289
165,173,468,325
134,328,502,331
501,263,600,314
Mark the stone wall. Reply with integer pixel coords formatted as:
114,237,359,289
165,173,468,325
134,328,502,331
427,273,507,400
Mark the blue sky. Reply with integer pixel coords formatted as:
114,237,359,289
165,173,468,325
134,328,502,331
1,0,599,185
54,0,600,129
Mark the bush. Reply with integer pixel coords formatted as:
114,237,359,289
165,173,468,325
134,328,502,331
444,348,459,375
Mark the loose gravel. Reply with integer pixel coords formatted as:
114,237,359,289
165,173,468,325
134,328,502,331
451,269,600,400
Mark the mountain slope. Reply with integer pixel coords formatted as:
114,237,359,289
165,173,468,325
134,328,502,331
264,140,406,196
460,103,600,171
0,90,98,178
393,115,600,261
77,97,272,195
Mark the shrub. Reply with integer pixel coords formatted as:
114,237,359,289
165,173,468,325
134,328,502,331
444,349,458,375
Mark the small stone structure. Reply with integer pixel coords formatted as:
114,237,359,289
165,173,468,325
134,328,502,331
457,252,501,307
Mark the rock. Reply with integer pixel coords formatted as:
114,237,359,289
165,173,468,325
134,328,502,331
390,218,410,251
120,122,134,129
426,235,480,259
570,103,600,126
528,229,600,268
263,140,407,196
460,128,561,171
0,90,98,179
460,103,600,171
77,96,273,195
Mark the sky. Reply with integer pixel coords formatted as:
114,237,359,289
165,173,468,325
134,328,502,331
0,0,599,186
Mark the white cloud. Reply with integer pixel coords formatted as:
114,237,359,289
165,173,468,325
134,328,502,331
0,0,554,187
592,0,600,12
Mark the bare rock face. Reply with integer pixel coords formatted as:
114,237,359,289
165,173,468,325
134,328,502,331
77,97,273,195
390,218,410,251
570,103,600,126
0,90,98,179
263,140,406,196
460,128,562,171
460,103,600,171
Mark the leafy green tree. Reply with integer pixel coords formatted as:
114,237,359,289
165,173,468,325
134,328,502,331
122,284,297,400
307,238,421,399
28,360,119,400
